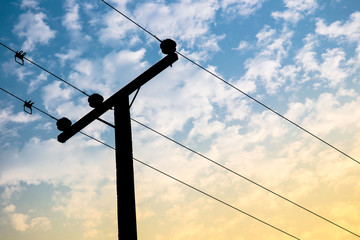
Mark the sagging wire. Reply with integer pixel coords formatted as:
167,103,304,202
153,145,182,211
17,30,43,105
98,0,360,167
0,86,300,240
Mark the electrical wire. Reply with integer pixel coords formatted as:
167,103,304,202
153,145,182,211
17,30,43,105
131,118,360,238
0,38,358,237
99,0,360,166
0,87,299,240
101,0,162,42
0,42,89,97
0,42,115,128
0,6,357,235
133,157,300,240
0,87,114,150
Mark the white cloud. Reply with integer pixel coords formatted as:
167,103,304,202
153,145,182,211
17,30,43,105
3,204,16,213
42,81,74,110
98,0,223,58
0,105,41,135
134,0,219,45
66,48,149,98
62,0,82,32
256,26,276,43
0,185,23,202
233,41,252,51
221,0,267,17
0,136,116,235
3,205,29,232
241,26,294,94
98,9,138,44
10,213,29,232
319,48,348,87
316,11,360,42
294,34,352,87
20,0,39,9
272,0,318,23
30,217,51,231
55,49,82,66
284,0,318,12
295,34,319,77
13,11,56,51
2,205,51,232
28,72,48,93
1,61,33,82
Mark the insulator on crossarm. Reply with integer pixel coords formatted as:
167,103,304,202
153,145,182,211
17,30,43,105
88,93,104,108
160,39,177,55
57,117,72,131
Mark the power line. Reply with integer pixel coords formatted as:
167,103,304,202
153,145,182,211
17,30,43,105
1,39,358,237
133,157,300,240
0,87,299,240
99,0,360,166
131,118,360,238
0,87,57,121
0,42,89,97
0,87,114,150
0,7,356,235
0,42,116,128
101,0,162,42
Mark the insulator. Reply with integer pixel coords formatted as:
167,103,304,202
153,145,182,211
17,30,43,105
57,117,72,131
160,39,177,54
88,93,104,108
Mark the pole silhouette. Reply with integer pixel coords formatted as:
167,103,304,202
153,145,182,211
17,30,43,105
57,40,178,239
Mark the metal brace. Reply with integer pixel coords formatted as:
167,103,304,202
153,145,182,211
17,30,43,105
23,100,34,114
15,50,26,65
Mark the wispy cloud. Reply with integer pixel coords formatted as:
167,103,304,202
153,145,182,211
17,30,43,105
221,0,267,17
272,0,318,24
316,11,360,42
13,11,56,51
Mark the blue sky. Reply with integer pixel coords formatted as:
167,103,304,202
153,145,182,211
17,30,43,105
1,0,360,239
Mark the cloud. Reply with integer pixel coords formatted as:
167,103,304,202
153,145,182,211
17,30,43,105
13,11,56,51
28,71,48,93
294,34,352,88
42,81,74,112
319,48,348,87
62,0,82,32
98,0,223,58
240,26,294,94
221,0,267,17
294,34,319,79
2,204,52,232
316,11,360,42
20,0,39,9
134,0,220,50
3,204,29,232
0,136,115,236
272,0,318,24
3,204,16,213
1,61,33,82
98,7,139,44
0,105,41,138
55,49,82,66
10,213,29,231
233,41,252,51
30,217,51,231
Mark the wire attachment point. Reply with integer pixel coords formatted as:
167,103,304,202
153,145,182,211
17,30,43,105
23,100,34,114
160,39,176,55
57,117,72,131
15,50,26,65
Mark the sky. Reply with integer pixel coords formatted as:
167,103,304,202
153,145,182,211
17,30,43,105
1,0,360,239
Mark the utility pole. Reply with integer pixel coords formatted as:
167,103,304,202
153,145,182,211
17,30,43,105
56,39,178,240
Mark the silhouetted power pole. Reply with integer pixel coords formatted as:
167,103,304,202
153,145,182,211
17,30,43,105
57,40,178,240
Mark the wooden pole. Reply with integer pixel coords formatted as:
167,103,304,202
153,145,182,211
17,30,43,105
114,96,137,239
